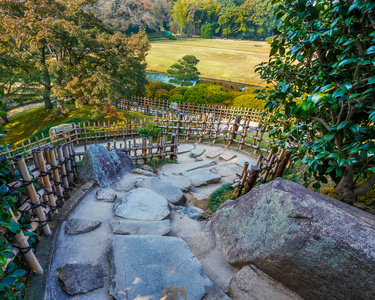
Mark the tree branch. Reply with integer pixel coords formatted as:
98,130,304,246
354,173,375,197
308,116,330,130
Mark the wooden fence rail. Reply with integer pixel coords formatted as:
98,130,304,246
232,146,296,196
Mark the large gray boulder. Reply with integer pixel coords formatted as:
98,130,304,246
109,235,214,300
135,177,186,205
78,145,134,187
208,178,375,300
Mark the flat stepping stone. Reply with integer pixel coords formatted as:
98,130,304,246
158,171,192,192
219,151,237,161
205,150,224,159
189,192,208,202
130,168,156,177
210,163,243,178
178,144,194,154
109,220,171,236
112,173,145,192
235,158,258,168
190,147,206,158
58,263,104,296
96,187,117,202
173,206,205,221
135,177,186,205
182,231,216,259
182,169,221,187
109,235,214,300
114,188,170,221
228,265,302,300
65,218,101,235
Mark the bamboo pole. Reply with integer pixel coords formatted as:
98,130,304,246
48,147,64,205
34,149,58,216
13,155,51,235
57,145,70,198
62,145,73,184
31,150,50,211
275,148,293,178
242,166,261,194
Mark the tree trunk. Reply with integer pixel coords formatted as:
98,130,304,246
334,169,355,204
0,114,9,125
41,47,53,110
43,85,52,110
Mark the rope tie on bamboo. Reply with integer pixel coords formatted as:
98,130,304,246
20,174,37,187
34,218,50,228
13,244,33,255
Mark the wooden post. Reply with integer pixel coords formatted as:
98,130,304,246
228,115,242,147
170,134,176,160
48,147,64,204
9,209,43,274
68,142,78,177
242,165,261,194
31,150,50,210
107,143,111,151
33,149,58,216
113,139,117,149
13,155,51,235
142,138,147,163
275,149,293,178
62,145,73,183
236,162,249,197
57,145,70,198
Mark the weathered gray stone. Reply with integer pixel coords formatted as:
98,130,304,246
58,263,104,296
65,218,101,235
78,145,134,188
111,172,143,192
205,150,224,159
190,147,206,158
96,188,117,202
204,290,232,300
140,164,154,172
130,168,156,177
115,188,170,221
158,171,192,192
135,177,186,205
182,231,216,259
178,144,195,154
219,151,237,161
182,169,221,187
208,178,375,300
196,157,204,162
189,192,208,202
109,235,214,300
109,220,171,236
228,265,302,300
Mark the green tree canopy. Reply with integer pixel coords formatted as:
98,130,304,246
257,0,375,204
167,55,200,86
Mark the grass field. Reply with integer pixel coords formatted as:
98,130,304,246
146,37,270,86
2,105,152,146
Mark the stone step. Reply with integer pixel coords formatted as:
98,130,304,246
109,235,214,300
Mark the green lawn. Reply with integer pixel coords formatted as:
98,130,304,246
147,37,270,86
2,104,152,146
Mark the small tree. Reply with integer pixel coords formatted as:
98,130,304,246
257,0,375,204
167,55,200,86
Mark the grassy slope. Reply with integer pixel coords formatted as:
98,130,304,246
2,104,152,146
146,37,270,85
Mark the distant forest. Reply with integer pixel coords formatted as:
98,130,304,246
95,0,278,40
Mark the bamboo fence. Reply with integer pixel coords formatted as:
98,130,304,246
232,146,296,197
117,96,263,121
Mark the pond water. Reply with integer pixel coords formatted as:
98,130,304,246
146,72,198,87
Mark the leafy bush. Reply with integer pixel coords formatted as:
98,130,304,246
184,84,231,104
145,81,175,99
137,124,162,138
173,86,189,95
197,80,241,92
208,183,237,212
0,154,31,299
232,94,266,110
201,24,214,39
265,36,273,44
168,94,185,103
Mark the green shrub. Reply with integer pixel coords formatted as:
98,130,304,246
184,84,231,104
145,81,175,99
208,183,237,212
173,86,189,95
168,94,185,103
201,24,214,39
138,124,162,138
232,94,266,110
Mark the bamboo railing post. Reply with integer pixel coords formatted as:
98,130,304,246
13,155,51,235
236,161,249,197
34,149,58,216
228,114,242,147
62,145,73,184
263,153,276,182
49,147,64,205
142,138,147,163
170,134,176,161
113,139,117,150
107,143,111,151
57,145,70,198
242,165,261,195
9,209,43,274
275,148,293,178
68,142,78,177
31,150,50,210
